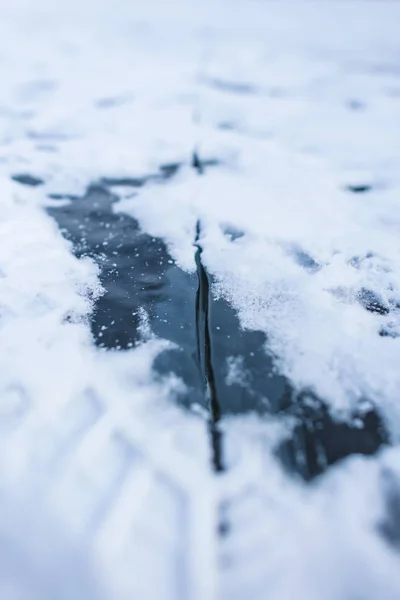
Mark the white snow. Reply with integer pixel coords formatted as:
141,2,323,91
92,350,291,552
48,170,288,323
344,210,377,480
1,0,400,599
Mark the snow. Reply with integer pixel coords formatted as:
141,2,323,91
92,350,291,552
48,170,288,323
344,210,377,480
1,0,400,599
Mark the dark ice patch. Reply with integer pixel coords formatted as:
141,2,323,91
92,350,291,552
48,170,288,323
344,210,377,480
290,248,321,273
48,193,81,201
47,180,207,412
217,121,237,131
159,162,181,179
348,252,374,269
206,298,287,415
48,185,191,345
345,184,373,194
379,323,400,338
378,468,400,549
278,392,388,481
222,224,245,242
191,152,220,175
358,288,390,315
100,162,183,189
100,176,148,187
11,173,44,187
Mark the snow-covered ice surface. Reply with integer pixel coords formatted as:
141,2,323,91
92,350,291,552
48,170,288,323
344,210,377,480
1,0,400,598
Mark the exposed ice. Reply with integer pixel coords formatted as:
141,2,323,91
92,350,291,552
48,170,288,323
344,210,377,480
1,0,400,598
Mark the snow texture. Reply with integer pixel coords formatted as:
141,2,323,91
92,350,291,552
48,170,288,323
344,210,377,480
1,0,400,599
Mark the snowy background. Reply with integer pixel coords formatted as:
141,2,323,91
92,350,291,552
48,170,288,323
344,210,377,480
1,0,400,598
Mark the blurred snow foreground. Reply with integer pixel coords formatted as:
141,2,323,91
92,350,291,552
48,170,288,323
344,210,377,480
1,0,400,598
